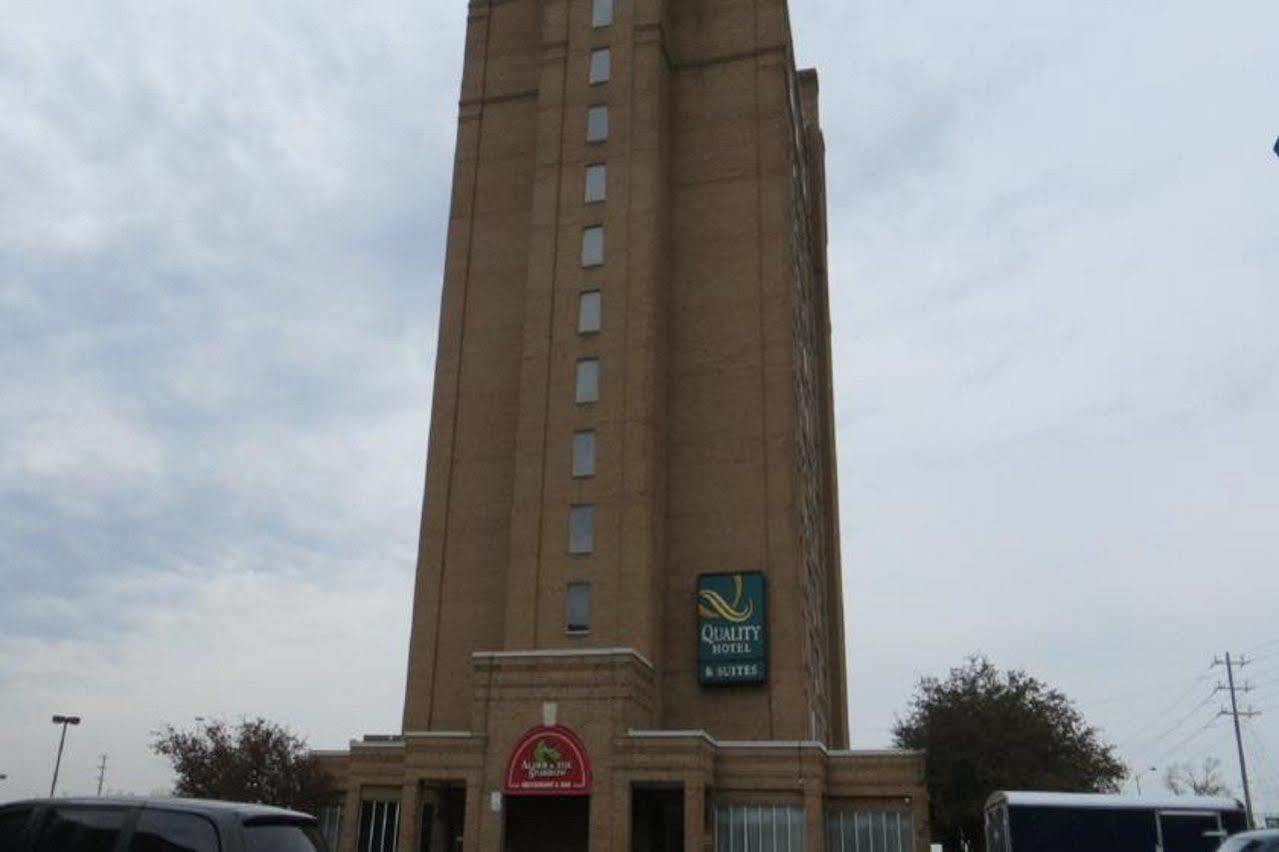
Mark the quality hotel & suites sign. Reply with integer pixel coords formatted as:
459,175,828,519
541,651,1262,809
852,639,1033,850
698,571,768,685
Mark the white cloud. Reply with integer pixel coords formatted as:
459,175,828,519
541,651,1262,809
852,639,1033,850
791,0,1279,807
2,0,1277,815
0,562,411,798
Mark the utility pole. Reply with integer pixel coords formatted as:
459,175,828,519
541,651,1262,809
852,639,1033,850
95,755,108,796
1215,653,1260,828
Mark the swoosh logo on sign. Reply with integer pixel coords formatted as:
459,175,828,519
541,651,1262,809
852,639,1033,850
698,574,754,623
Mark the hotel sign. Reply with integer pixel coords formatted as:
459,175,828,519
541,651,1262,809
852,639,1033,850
503,725,592,796
698,571,768,685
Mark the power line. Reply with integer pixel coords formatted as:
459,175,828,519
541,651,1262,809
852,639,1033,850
1087,674,1214,708
1149,716,1226,769
1243,727,1279,813
1246,638,1279,655
1114,668,1216,744
1123,688,1220,756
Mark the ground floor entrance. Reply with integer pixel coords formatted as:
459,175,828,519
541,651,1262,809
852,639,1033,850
318,650,930,851
631,787,684,852
503,796,588,852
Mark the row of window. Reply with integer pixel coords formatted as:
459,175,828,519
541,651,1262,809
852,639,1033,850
334,800,911,852
826,811,916,852
318,805,342,850
713,807,915,852
560,0,617,638
357,801,399,852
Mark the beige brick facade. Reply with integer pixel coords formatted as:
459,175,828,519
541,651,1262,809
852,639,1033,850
318,0,928,849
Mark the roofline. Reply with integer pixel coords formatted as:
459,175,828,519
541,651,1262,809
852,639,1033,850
472,647,655,670
625,730,923,758
986,791,1245,812
0,797,313,820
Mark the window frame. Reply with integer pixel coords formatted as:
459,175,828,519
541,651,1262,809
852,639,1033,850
575,358,600,404
31,805,132,852
592,0,614,28
356,801,400,852
566,582,592,634
588,48,611,85
584,163,607,203
568,504,596,554
581,225,605,267
577,290,602,334
131,808,222,852
572,429,597,478
586,104,609,143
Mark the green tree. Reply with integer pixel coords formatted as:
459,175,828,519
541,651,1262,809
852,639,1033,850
151,717,333,812
893,656,1126,851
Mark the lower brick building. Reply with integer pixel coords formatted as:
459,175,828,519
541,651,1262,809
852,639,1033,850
315,0,928,848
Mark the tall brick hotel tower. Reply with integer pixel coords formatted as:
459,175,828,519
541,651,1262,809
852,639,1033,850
316,0,927,849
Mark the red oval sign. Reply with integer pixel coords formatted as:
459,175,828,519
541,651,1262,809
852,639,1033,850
503,725,592,797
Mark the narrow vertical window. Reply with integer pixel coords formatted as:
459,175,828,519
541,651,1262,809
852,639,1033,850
592,0,613,28
586,105,609,143
569,505,595,554
589,49,611,85
581,226,604,267
584,164,607,203
578,291,602,333
575,358,600,403
572,430,596,477
566,583,591,633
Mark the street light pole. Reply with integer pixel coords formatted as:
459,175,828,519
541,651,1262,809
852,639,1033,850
49,714,82,797
1134,766,1157,796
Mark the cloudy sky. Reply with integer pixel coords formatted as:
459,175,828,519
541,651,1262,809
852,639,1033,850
2,0,1277,811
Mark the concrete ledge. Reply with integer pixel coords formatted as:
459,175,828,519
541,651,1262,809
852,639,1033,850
472,647,655,671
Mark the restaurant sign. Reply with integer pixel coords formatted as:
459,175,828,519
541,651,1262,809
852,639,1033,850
698,571,768,685
503,725,592,797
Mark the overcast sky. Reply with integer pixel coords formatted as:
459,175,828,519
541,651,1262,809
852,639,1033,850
2,0,1277,811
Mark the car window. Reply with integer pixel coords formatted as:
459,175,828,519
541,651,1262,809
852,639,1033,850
243,822,326,852
1221,840,1272,852
33,806,129,852
130,810,220,852
0,808,34,848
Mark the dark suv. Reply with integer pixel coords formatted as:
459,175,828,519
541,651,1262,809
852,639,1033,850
0,797,328,852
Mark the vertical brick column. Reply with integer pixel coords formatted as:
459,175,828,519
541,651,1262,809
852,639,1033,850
464,774,491,852
502,0,569,650
684,779,707,851
396,781,421,852
338,786,361,852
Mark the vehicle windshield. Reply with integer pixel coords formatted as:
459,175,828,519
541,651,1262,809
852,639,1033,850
1216,835,1278,852
244,822,327,852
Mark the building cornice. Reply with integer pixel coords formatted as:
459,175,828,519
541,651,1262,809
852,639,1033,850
626,730,923,759
472,647,655,671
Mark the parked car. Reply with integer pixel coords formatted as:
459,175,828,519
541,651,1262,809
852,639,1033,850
0,797,327,852
1218,830,1279,851
985,791,1250,852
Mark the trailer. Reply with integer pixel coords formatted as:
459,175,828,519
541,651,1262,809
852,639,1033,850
985,791,1249,852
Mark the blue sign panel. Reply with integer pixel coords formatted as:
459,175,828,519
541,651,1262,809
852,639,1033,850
698,572,768,685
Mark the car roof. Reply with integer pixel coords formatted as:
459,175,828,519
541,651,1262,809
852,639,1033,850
986,791,1244,812
0,796,313,821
